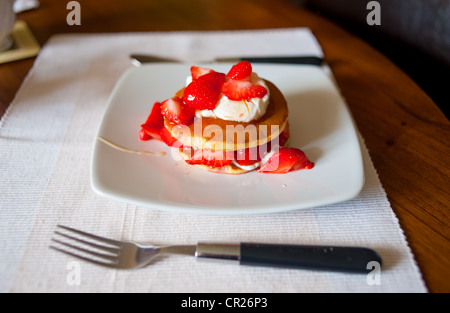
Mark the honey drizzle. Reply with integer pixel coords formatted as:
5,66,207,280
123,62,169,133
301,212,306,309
97,136,166,157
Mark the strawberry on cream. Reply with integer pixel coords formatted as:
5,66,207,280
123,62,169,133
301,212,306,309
193,73,270,122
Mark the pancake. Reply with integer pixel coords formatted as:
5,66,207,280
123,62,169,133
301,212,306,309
164,80,289,152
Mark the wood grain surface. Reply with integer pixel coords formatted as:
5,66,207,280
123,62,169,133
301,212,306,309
0,0,448,292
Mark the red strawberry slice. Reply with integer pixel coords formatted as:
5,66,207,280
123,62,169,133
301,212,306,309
183,72,226,110
140,123,162,141
140,102,164,141
186,149,234,168
161,96,195,125
221,79,267,101
139,128,152,141
191,66,214,80
227,61,252,80
258,148,314,173
160,127,184,148
235,146,260,166
235,140,273,166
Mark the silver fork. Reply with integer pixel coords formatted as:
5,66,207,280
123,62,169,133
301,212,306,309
50,225,382,273
50,225,196,269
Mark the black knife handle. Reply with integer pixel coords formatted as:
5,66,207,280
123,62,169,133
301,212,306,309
240,243,382,273
241,56,323,66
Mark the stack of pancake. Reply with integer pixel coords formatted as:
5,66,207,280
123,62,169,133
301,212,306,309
164,80,289,174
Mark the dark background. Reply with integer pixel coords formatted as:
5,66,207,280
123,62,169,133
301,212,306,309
301,0,450,118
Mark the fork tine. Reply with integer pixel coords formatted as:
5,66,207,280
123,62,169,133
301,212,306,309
56,224,122,247
54,230,120,254
51,237,119,262
49,245,118,268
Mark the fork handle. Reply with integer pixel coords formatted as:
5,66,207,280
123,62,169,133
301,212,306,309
196,242,382,273
239,243,382,273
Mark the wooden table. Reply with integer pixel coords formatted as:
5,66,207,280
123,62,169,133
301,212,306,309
1,0,448,292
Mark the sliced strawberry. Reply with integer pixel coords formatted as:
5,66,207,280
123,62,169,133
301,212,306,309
258,148,314,174
235,141,273,166
140,124,163,141
160,127,184,148
183,72,226,110
221,79,267,101
140,102,164,141
235,147,260,166
186,149,234,168
227,61,252,80
161,96,195,125
139,128,152,141
191,66,214,80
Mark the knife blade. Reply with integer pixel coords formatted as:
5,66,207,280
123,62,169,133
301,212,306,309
130,54,323,66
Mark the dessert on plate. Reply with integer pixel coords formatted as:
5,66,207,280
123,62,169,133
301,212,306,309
139,61,314,174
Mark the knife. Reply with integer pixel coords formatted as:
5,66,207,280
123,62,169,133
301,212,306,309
130,54,323,66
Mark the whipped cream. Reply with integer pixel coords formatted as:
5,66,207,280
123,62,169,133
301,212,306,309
231,160,261,172
187,73,270,123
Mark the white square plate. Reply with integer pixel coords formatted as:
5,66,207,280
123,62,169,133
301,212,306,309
91,63,364,215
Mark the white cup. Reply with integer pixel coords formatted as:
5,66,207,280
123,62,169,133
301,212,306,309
0,0,16,51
